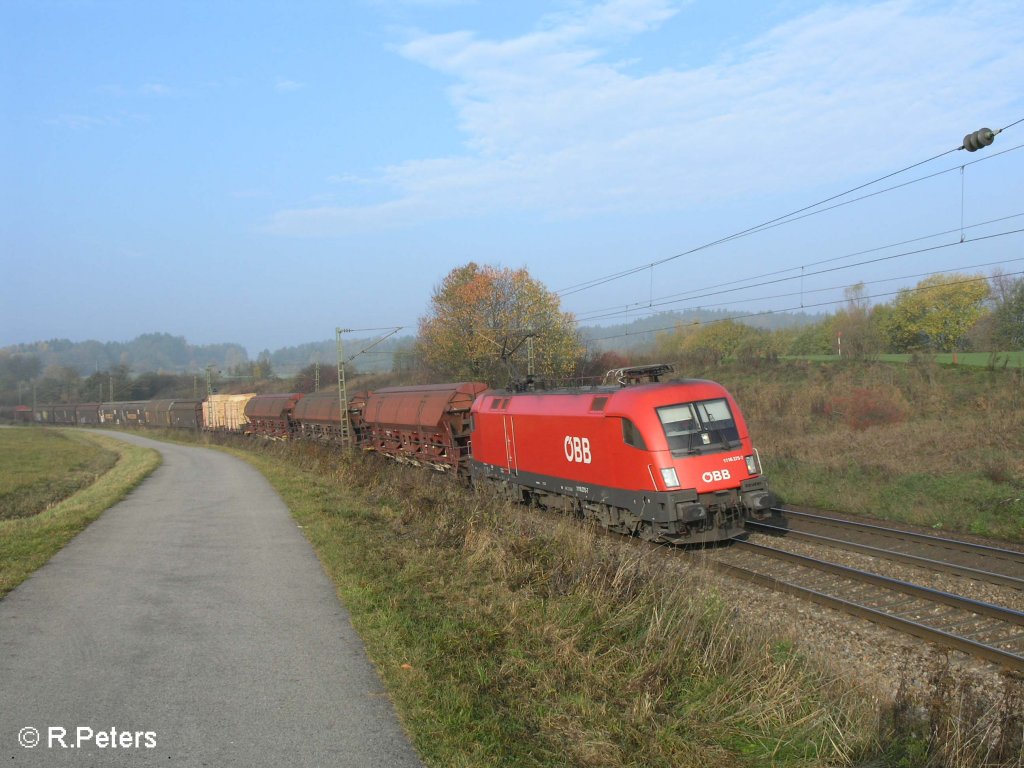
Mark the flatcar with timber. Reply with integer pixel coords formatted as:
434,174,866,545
470,365,774,544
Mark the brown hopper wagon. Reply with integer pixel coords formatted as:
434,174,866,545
244,393,305,439
291,391,349,442
358,382,487,472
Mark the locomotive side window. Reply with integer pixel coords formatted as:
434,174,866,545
657,398,739,453
621,418,647,449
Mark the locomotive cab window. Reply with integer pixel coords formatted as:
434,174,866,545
657,398,739,454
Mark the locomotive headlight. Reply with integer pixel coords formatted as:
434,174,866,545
745,453,761,475
660,467,680,488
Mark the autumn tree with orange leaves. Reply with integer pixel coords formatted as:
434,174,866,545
416,263,584,386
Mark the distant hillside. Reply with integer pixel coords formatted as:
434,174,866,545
3,309,822,377
2,333,249,375
270,335,418,375
579,309,823,352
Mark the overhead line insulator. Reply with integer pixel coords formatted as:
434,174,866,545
962,127,995,152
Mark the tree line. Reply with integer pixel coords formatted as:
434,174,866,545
3,265,1021,405
651,271,1023,365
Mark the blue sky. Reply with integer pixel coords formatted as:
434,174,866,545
3,0,1023,356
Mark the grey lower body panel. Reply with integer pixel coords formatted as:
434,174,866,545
471,462,772,544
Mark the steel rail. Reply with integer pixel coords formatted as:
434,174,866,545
774,508,1024,565
731,540,1024,626
745,519,1024,591
710,557,1024,673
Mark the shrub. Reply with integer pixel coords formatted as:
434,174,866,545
824,387,906,430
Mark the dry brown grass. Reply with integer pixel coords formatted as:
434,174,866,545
890,654,1024,768
701,360,1024,539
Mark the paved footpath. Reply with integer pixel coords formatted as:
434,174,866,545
0,432,424,767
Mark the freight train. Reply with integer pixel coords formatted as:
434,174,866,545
5,365,774,543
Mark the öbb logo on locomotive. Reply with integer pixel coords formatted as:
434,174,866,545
701,469,732,483
563,435,593,464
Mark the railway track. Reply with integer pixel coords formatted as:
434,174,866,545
746,508,1024,591
709,539,1024,672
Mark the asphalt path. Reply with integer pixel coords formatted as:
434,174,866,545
0,432,424,767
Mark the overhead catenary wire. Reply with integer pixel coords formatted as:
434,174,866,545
604,255,1024,318
556,118,1024,299
574,226,1024,324
561,140,1023,300
571,211,1024,322
581,270,1024,345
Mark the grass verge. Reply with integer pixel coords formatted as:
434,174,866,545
0,428,119,519
217,437,880,767
0,430,161,598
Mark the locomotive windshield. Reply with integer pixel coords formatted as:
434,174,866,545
656,398,739,454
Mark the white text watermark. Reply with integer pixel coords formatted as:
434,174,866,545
17,726,156,750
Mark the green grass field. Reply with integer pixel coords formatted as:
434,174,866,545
786,351,1024,367
0,429,120,520
0,429,160,597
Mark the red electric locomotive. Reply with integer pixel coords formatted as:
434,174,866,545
470,366,774,544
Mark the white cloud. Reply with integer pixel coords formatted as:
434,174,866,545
269,0,1024,237
274,77,307,92
140,82,173,96
45,113,120,129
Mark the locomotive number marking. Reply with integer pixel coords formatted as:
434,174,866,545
701,469,731,483
564,436,592,464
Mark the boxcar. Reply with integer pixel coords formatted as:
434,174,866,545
144,399,175,427
75,403,101,425
169,400,202,429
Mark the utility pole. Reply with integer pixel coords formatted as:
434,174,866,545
335,328,352,449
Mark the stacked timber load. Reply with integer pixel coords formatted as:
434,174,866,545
203,393,257,431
